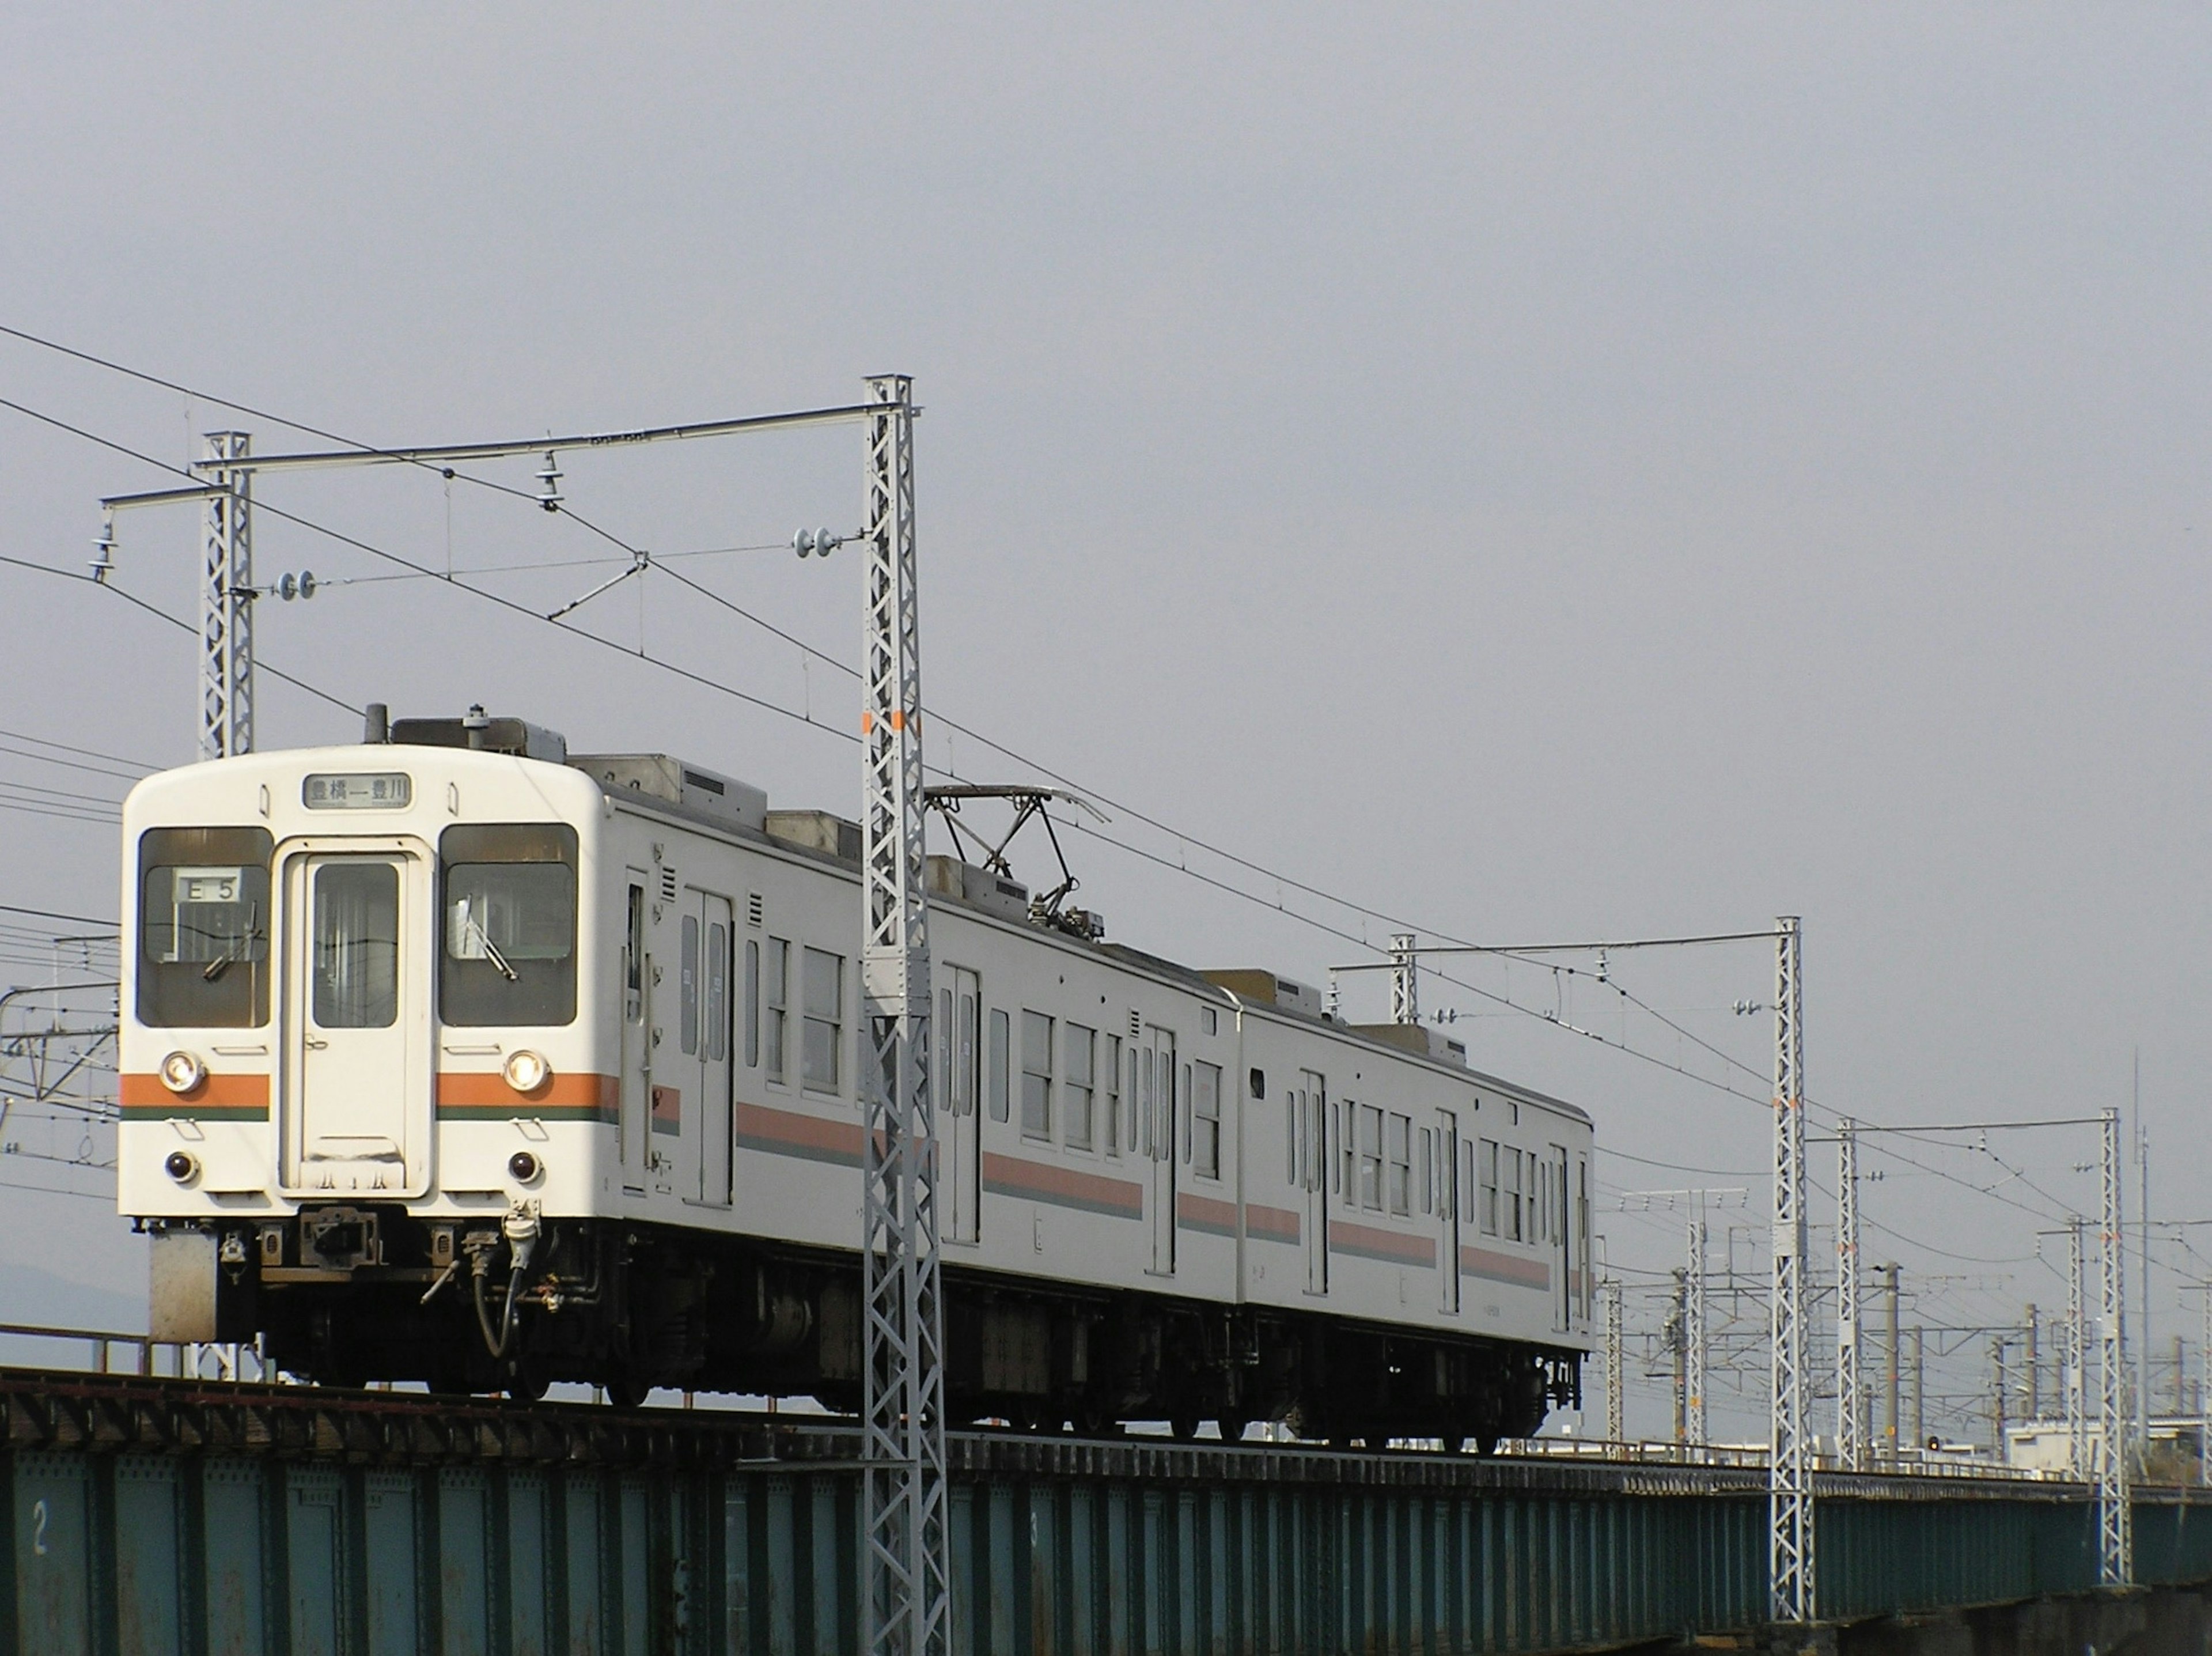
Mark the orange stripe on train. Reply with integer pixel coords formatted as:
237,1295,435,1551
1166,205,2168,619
435,1071,619,1122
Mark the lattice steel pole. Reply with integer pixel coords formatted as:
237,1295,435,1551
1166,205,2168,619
2199,1286,2210,1489
1768,916,1813,1623
2098,1105,2131,1587
1686,1205,1708,1449
1603,1277,1624,1445
201,432,253,759
2067,1219,2086,1477
1837,1117,1863,1472
1389,933,1418,1026
858,376,949,1656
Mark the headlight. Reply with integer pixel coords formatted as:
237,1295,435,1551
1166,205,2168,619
508,1150,542,1184
164,1150,199,1182
159,1051,206,1094
502,1049,551,1093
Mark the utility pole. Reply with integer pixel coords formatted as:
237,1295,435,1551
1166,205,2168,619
1907,1325,1924,1454
1389,933,1418,1026
1687,1205,1708,1449
1671,1268,1690,1445
2067,1219,2088,1476
1603,1277,1624,1445
2024,1305,2040,1422
1881,1262,1902,1465
1991,1337,2010,1461
2200,1286,2210,1489
857,376,950,1656
2099,1104,2131,1586
1837,1118,1863,1470
1768,916,1812,1623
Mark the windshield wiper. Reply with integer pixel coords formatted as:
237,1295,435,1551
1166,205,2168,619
479,932,519,981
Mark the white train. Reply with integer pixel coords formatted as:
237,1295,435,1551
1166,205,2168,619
120,712,1593,1445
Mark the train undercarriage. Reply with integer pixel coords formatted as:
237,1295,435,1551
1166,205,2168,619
169,1206,1578,1450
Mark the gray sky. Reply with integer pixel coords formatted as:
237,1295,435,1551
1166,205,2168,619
2,6,2208,1440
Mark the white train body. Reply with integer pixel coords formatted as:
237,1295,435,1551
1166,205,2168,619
120,716,1592,1442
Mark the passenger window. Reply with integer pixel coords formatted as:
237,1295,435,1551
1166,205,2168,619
988,1010,1011,1122
1479,1139,1501,1235
764,939,789,1083
802,947,843,1091
680,914,700,1056
1387,1112,1411,1215
1065,1024,1095,1150
1104,1035,1122,1156
707,922,728,1063
744,939,760,1067
1020,1011,1054,1140
625,884,644,1006
1191,1061,1221,1179
137,826,274,1029
1358,1104,1384,1211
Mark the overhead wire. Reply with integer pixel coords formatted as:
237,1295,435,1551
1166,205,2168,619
0,340,2106,1306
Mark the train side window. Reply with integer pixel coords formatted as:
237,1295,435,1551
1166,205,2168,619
440,823,578,1027
625,884,644,1009
1065,1023,1095,1150
1479,1139,1500,1236
137,826,274,1028
801,947,843,1092
1020,1011,1053,1140
1104,1035,1122,1156
1286,1091,1298,1186
680,914,700,1056
1507,1147,1525,1242
707,922,728,1063
1386,1113,1411,1215
988,1010,1011,1122
764,939,789,1083
1191,1061,1221,1179
1419,1128,1433,1216
744,939,760,1067
1358,1105,1384,1211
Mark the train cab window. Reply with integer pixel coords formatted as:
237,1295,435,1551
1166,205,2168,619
1020,1011,1053,1140
764,939,789,1082
440,823,577,1027
1064,1023,1095,1150
315,862,400,1029
137,826,273,1028
1478,1139,1501,1235
801,947,843,1092
1191,1061,1222,1179
988,1010,1010,1121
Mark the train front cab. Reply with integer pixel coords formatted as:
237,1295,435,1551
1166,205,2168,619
122,750,604,1386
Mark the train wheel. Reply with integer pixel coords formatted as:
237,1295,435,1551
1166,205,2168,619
605,1374,650,1409
1218,1415,1252,1445
1169,1411,1200,1442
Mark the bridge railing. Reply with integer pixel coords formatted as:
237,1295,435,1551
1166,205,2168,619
0,1321,270,1382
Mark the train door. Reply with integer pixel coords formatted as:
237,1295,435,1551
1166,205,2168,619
1436,1108,1461,1315
620,874,649,1193
941,966,982,1245
1551,1143,1571,1332
1146,1026,1176,1276
280,849,431,1196
684,889,733,1206
1299,1069,1328,1295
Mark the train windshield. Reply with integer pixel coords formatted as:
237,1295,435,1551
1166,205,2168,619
137,826,274,1027
439,822,578,1026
